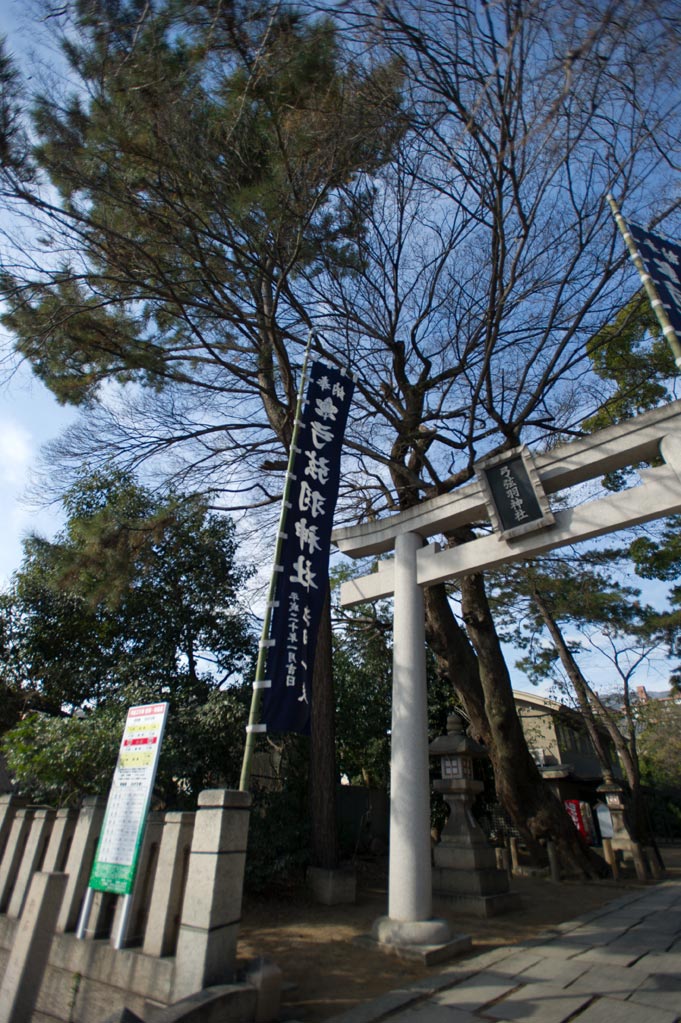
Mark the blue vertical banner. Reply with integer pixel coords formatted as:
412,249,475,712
627,222,681,339
262,361,354,733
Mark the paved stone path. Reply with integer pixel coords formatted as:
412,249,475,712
329,881,681,1023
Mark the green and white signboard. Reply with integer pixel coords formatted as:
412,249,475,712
89,702,168,895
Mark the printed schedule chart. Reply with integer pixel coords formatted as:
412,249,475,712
89,702,168,894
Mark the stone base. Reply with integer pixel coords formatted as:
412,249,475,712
432,865,510,896
434,890,522,918
244,957,282,1023
306,865,357,905
355,930,471,966
512,866,550,879
433,842,497,872
372,915,451,947
611,838,636,857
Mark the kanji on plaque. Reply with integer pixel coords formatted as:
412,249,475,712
262,361,354,733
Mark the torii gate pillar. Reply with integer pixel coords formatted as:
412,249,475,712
372,532,453,950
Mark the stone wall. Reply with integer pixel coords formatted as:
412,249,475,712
0,790,252,1023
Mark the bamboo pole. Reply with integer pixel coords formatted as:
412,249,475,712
607,192,681,368
239,331,314,792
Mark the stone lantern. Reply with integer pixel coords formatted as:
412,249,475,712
429,713,520,917
595,776,653,880
596,778,633,853
431,711,483,781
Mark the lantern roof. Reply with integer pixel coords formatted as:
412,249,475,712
429,712,487,758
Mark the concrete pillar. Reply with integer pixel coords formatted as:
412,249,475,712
143,812,194,957
372,532,450,948
509,836,520,873
172,789,251,1001
42,808,79,873
0,809,35,913
0,796,23,865
546,840,561,883
631,841,648,881
602,837,620,880
389,531,432,921
644,846,663,880
56,795,106,933
0,871,67,1023
7,808,56,918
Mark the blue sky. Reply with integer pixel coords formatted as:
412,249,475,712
0,1,77,584
0,358,77,585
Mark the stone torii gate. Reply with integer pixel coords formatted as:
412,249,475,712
332,398,681,954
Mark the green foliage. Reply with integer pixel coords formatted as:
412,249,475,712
332,565,454,788
578,287,681,676
1,709,122,806
614,520,681,684
637,698,681,791
245,736,312,892
245,787,312,892
645,791,681,840
583,291,677,489
0,1,403,407
333,596,393,787
0,275,160,407
0,40,32,176
0,467,255,805
584,291,674,431
492,555,652,655
2,682,251,808
637,698,681,837
630,516,681,587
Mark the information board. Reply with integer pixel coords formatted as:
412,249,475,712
89,702,168,895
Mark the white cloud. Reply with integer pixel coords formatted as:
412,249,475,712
0,419,33,486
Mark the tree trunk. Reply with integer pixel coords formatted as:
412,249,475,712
424,582,490,744
460,572,607,876
568,671,655,849
424,576,608,878
309,588,339,868
530,587,616,781
526,596,657,851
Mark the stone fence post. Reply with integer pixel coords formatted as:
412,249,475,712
172,790,251,1002
56,795,106,933
7,808,56,918
42,807,79,874
0,871,67,1023
143,811,194,958
0,796,23,865
0,809,35,913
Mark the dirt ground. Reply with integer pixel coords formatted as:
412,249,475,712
237,847,681,1022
